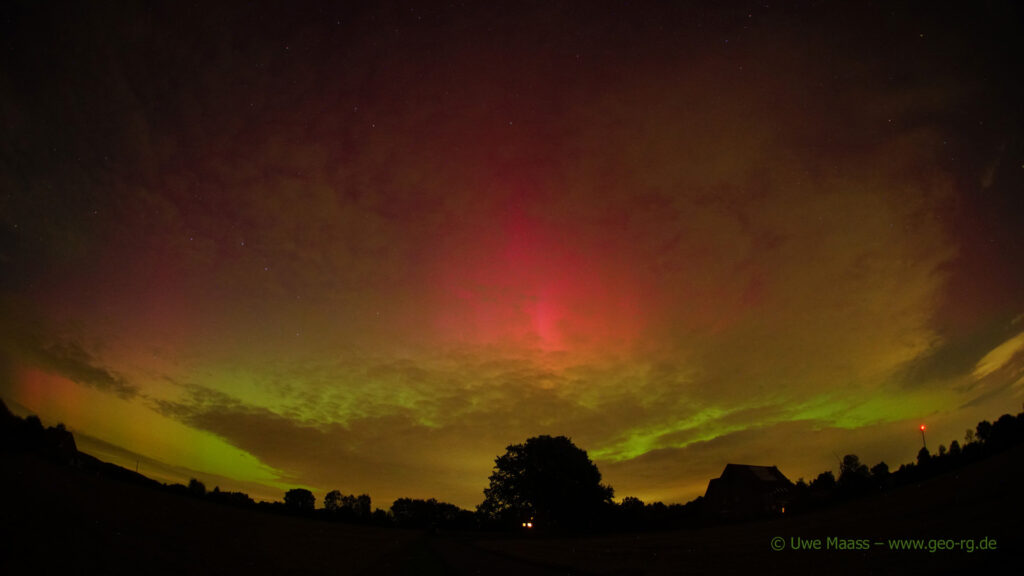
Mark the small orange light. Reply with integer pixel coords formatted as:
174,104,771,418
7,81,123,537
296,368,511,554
920,424,926,431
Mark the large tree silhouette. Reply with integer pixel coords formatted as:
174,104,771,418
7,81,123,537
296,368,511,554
478,435,613,530
284,488,315,511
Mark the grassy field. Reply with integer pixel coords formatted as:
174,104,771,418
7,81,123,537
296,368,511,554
2,445,1020,575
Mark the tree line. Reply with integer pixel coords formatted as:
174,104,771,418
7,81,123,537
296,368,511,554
786,410,1024,514
4,396,1023,533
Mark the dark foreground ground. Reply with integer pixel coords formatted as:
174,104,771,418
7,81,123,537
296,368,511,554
3,446,1021,575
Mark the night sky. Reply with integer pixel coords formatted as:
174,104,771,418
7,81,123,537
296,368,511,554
2,1,1023,508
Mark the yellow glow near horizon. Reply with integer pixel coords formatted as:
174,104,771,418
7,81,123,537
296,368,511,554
9,369,285,489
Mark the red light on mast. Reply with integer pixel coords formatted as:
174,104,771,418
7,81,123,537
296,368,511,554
920,424,926,431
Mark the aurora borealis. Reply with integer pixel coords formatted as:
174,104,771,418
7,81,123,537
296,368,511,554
2,1,1023,508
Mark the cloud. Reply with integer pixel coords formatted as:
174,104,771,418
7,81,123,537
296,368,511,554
7,336,139,399
151,380,498,505
973,331,1024,380
895,327,1009,389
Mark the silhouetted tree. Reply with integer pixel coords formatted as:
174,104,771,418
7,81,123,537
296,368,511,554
339,493,356,512
167,483,190,496
391,498,472,529
24,414,43,433
870,461,889,483
809,470,835,491
355,494,371,518
324,491,372,520
948,440,961,457
41,421,78,464
324,489,344,512
188,478,206,497
990,414,1021,450
917,446,931,466
22,415,45,449
645,501,668,519
208,488,255,507
620,496,644,511
964,428,975,444
284,488,315,511
976,420,992,444
617,496,645,528
870,461,888,477
478,435,613,530
837,455,872,497
839,454,869,479
0,399,17,447
371,508,391,525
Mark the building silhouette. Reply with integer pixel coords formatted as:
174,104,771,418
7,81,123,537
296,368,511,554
703,464,794,519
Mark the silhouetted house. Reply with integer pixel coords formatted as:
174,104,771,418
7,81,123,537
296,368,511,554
703,464,794,519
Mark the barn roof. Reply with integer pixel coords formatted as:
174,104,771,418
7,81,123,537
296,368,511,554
718,464,793,486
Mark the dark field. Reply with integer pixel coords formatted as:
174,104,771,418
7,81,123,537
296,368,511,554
3,446,1021,575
